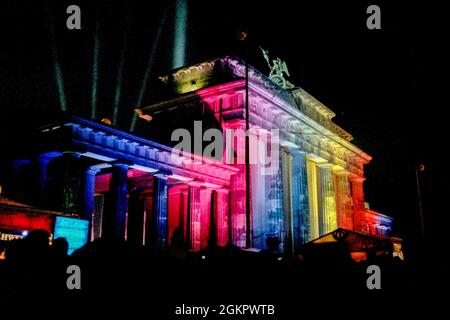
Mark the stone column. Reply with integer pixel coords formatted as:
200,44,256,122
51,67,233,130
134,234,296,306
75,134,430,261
151,174,169,249
318,163,337,235
60,152,84,214
333,169,353,230
208,189,217,247
186,182,202,250
230,172,247,248
249,128,267,250
350,176,365,232
198,187,212,249
215,188,230,247
166,185,187,249
281,147,294,257
40,152,84,214
225,119,248,248
306,157,320,240
81,166,101,226
265,148,284,251
290,148,310,247
104,163,129,241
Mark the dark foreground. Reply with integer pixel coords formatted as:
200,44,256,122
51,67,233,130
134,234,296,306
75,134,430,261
0,234,433,318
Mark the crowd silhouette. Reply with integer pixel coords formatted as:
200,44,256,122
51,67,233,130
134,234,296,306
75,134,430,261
0,228,414,317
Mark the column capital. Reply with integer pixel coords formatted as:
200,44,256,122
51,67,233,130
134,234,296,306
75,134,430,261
110,160,133,168
87,162,111,172
283,145,306,155
85,166,102,175
62,151,82,159
187,179,206,188
37,151,63,162
215,187,230,193
151,173,169,249
222,119,246,130
317,162,333,168
106,160,129,241
333,168,350,176
349,174,366,182
153,172,171,180
153,173,169,180
197,183,228,192
248,126,271,135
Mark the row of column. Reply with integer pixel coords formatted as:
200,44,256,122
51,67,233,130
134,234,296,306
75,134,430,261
280,147,365,253
107,156,362,251
94,166,232,250
185,183,231,250
349,176,365,232
8,149,366,252
40,153,233,250
10,153,171,248
222,126,366,253
281,147,311,256
70,161,172,248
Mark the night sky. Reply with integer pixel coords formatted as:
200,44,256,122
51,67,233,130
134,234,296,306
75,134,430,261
0,0,445,256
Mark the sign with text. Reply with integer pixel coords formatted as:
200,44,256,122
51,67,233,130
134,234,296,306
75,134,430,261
53,217,89,255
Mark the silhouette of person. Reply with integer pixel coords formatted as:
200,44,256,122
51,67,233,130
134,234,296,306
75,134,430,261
170,227,184,251
52,237,69,259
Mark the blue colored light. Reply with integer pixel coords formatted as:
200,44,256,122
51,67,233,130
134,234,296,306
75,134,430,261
132,5,168,132
91,22,100,120
112,12,131,126
172,0,187,69
54,216,89,255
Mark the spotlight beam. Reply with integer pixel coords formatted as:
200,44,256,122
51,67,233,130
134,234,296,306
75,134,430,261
112,6,131,126
172,0,187,69
130,5,168,132
45,4,67,112
91,20,100,120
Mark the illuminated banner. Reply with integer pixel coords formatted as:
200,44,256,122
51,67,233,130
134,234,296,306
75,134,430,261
53,216,89,255
0,229,25,241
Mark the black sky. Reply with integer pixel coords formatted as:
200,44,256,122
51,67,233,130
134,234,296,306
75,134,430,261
0,0,446,253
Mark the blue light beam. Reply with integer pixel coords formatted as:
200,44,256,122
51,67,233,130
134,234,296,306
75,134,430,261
112,9,131,126
91,21,100,119
130,6,168,132
46,5,67,112
172,0,187,69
